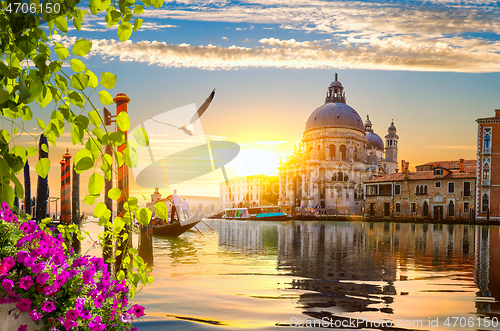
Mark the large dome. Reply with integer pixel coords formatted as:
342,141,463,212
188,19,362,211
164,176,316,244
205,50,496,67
366,131,384,150
305,103,364,132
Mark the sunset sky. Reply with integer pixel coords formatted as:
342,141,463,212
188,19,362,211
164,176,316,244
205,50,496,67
6,0,500,211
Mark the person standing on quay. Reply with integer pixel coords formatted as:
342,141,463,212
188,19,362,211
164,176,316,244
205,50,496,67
182,198,190,219
170,189,181,224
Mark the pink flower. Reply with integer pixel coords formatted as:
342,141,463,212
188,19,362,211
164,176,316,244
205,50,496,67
42,285,58,296
63,319,78,330
36,272,50,285
129,304,145,318
16,250,29,264
41,301,56,313
80,310,91,320
29,309,42,321
17,325,27,331
2,278,14,291
75,298,85,312
65,309,78,321
16,298,31,312
19,275,33,290
31,262,45,274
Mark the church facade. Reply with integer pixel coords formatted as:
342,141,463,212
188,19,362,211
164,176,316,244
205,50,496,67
278,75,398,215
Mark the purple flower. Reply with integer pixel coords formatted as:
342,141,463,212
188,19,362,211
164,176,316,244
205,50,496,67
2,278,14,291
23,256,36,268
29,309,42,321
16,250,29,264
63,319,78,331
89,316,106,331
65,309,79,321
80,310,91,320
129,304,145,318
94,295,105,308
31,262,45,274
19,275,33,290
42,285,58,296
36,272,50,285
82,269,95,285
41,301,56,313
16,298,31,312
75,298,85,312
120,313,133,323
17,325,27,331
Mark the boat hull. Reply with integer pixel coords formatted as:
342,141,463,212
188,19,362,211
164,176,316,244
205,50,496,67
225,215,289,221
152,212,202,237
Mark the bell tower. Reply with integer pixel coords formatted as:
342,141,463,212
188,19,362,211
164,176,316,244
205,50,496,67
382,120,398,173
325,73,346,104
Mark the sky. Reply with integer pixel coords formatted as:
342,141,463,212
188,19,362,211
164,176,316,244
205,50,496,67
6,0,500,212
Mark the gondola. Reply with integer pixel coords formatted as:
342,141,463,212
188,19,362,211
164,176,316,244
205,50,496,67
152,210,203,237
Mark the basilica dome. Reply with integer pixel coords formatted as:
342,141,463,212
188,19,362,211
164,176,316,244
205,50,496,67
366,131,384,150
305,102,364,132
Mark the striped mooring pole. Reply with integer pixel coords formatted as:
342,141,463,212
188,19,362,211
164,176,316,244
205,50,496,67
114,93,131,275
59,149,72,224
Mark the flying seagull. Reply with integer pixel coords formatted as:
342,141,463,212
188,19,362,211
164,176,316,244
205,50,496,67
149,89,216,136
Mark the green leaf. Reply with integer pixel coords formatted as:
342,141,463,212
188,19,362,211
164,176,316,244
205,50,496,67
136,208,152,226
86,70,98,88
134,5,144,14
27,146,37,156
11,174,24,199
71,123,85,145
151,0,164,7
72,39,93,57
99,90,113,105
22,106,33,121
39,87,52,109
41,143,48,153
36,118,46,130
89,110,102,128
124,140,139,168
55,15,68,32
142,0,151,5
89,173,105,196
154,201,168,220
116,111,130,131
68,91,85,108
0,130,11,144
108,187,121,200
117,22,133,42
70,59,86,72
0,185,15,209
54,74,68,95
100,72,117,89
132,127,149,147
74,149,94,173
83,194,98,205
35,158,50,178
133,18,143,31
70,73,89,90
114,217,125,234
0,87,10,104
93,202,108,218
54,42,69,60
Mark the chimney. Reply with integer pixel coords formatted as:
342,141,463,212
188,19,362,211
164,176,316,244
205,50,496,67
459,158,464,173
395,168,399,173
404,162,409,180
496,109,500,118
401,160,406,173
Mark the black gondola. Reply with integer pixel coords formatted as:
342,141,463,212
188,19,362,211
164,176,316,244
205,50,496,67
152,211,202,237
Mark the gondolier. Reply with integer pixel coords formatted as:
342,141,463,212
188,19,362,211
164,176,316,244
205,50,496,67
170,189,181,224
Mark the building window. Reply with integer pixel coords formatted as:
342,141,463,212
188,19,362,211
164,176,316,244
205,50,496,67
411,203,416,213
340,145,347,160
424,185,428,194
329,144,335,160
394,185,401,195
484,134,491,149
395,203,401,213
416,186,420,195
384,203,390,217
434,169,443,176
482,194,489,213
448,200,455,217
448,182,455,194
483,168,490,180
464,202,469,213
332,172,349,182
463,182,471,197
435,182,441,188
366,185,377,196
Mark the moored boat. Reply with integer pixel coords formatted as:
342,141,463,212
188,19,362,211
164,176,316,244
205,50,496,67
224,206,289,221
152,211,202,237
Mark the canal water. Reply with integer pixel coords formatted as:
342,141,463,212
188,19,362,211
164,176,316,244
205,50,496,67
87,220,500,330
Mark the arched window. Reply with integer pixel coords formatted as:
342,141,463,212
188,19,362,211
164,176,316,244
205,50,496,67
332,172,349,182
329,144,335,160
340,145,347,160
416,186,420,195
484,134,491,149
448,200,454,217
424,185,428,195
482,194,489,213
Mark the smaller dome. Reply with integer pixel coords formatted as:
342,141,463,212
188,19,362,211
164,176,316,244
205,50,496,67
366,131,384,151
330,80,342,88
364,115,372,127
388,120,396,132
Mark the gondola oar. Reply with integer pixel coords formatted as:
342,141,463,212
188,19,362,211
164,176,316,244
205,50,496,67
201,220,213,230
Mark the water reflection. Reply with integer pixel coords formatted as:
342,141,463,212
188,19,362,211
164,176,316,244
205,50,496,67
132,220,500,330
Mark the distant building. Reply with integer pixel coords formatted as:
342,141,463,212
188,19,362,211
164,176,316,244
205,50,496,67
476,109,500,221
278,75,397,214
146,187,222,216
364,159,476,220
219,174,278,209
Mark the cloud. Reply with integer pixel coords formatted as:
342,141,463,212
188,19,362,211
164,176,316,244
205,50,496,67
87,37,500,72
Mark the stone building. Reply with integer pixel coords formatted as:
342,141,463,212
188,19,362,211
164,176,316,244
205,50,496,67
278,75,397,214
476,109,500,221
219,174,278,209
364,159,476,220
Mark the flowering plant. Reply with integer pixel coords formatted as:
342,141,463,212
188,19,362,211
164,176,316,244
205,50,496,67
0,202,145,330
